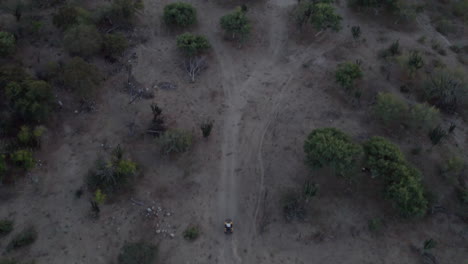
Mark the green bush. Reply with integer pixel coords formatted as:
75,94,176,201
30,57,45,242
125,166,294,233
157,129,193,155
0,31,16,57
53,6,91,30
294,0,314,28
310,3,342,31
176,33,211,57
64,57,103,99
220,7,251,42
0,66,31,87
64,24,102,57
304,128,363,176
453,0,468,21
118,242,156,264
103,33,128,59
10,149,34,170
373,92,408,128
406,51,424,77
109,0,144,25
0,219,14,236
423,70,467,113
183,226,200,240
163,2,196,27
368,217,382,232
5,80,54,123
408,103,440,131
335,61,363,91
440,155,464,178
6,226,37,252
87,146,137,194
17,125,46,147
385,165,427,217
363,136,405,178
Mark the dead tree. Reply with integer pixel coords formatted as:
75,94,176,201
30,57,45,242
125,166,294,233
184,56,207,83
147,103,166,137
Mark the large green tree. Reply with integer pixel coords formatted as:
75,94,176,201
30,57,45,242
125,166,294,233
220,7,251,42
63,57,103,99
176,33,210,57
163,2,196,27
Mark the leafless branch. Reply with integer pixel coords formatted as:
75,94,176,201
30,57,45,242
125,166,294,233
184,56,207,82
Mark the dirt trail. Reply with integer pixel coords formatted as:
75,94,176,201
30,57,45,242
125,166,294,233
201,0,297,262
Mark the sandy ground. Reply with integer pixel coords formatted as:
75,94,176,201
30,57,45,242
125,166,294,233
0,0,467,263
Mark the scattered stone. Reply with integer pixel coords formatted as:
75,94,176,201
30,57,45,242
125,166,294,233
156,229,161,234
157,82,177,90
147,208,152,213
169,233,175,238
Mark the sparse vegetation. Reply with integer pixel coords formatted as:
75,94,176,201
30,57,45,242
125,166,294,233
103,33,128,59
0,220,14,236
373,92,408,128
351,25,361,39
200,120,213,138
183,226,200,240
6,226,37,252
295,0,342,31
87,145,137,195
0,31,16,57
408,103,440,131
304,128,363,177
10,149,34,170
64,24,102,57
368,217,382,232
423,70,467,113
118,242,157,264
63,57,103,99
282,189,305,221
163,2,196,27
157,129,193,155
52,6,90,30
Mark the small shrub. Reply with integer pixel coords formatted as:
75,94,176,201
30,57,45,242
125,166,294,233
0,220,14,236
282,189,305,221
163,2,196,27
87,146,137,194
103,33,128,59
10,149,34,170
6,226,37,251
200,120,213,138
0,31,16,57
294,0,314,28
64,57,103,99
220,7,251,43
148,103,166,137
108,0,144,25
406,51,424,77
303,181,318,198
373,92,408,128
17,125,46,147
423,70,467,113
440,156,464,178
351,25,361,39
93,189,107,204
423,238,437,251
183,226,200,240
457,187,468,204
453,0,468,21
176,33,211,57
0,66,30,87
379,40,401,59
435,19,456,36
408,103,440,131
335,61,363,91
53,6,91,30
304,128,363,177
157,129,193,155
368,217,382,232
0,258,18,264
0,155,7,180
64,24,102,57
309,3,342,32
118,242,157,264
428,125,447,146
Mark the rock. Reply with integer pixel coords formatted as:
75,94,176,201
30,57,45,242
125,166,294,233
74,110,79,114
169,233,175,238
166,212,171,217
156,229,161,234
147,208,152,213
